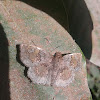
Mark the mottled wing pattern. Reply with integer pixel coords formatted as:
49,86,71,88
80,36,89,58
20,44,53,85
20,44,82,87
54,53,82,87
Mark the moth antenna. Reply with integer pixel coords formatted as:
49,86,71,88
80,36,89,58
44,38,50,43
44,38,62,52
44,38,53,47
50,45,62,52
32,40,37,46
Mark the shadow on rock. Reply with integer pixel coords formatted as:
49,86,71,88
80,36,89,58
16,44,28,78
0,24,10,100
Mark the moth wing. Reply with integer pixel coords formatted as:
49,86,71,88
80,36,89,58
20,44,52,67
27,64,52,85
54,53,82,87
28,49,53,85
61,53,82,69
20,44,35,67
20,44,53,85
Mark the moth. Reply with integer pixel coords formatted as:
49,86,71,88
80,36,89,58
19,44,82,87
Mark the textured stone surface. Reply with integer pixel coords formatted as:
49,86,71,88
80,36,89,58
0,1,91,100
